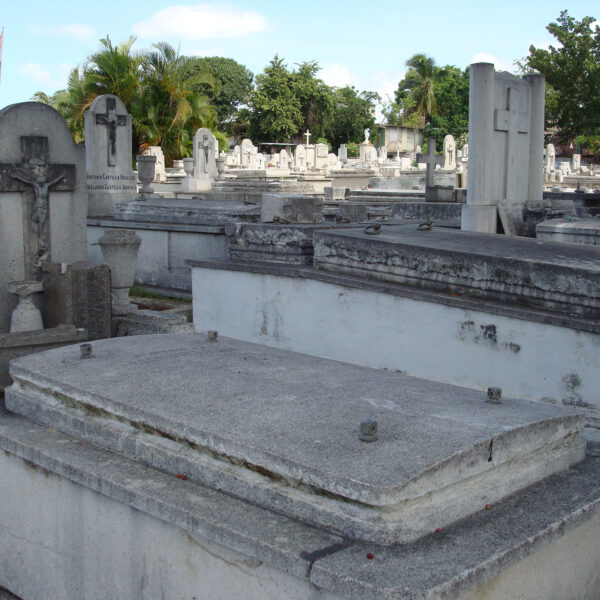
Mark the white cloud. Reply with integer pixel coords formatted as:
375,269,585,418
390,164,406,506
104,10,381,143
132,3,270,40
17,63,51,83
320,63,355,88
18,62,72,90
469,52,514,73
29,24,96,41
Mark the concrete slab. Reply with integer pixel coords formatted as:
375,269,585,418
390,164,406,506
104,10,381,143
0,411,599,599
6,334,585,544
313,225,600,318
114,197,260,225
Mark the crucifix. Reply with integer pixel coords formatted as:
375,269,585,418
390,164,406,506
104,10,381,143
494,86,530,200
95,97,127,166
416,138,443,189
304,130,311,146
0,136,75,277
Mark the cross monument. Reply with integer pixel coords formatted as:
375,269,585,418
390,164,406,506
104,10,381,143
95,97,128,166
417,139,443,189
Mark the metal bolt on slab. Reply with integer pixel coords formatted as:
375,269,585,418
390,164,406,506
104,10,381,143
80,343,92,359
207,330,218,342
360,419,378,442
487,387,502,404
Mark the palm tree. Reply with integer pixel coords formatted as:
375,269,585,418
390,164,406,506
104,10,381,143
133,42,218,163
403,54,445,124
85,36,142,105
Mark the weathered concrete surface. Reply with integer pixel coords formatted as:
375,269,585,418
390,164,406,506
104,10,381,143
189,262,600,417
0,324,87,392
226,223,355,265
0,411,599,600
114,197,260,225
537,218,600,246
87,219,227,292
313,225,600,318
6,334,585,544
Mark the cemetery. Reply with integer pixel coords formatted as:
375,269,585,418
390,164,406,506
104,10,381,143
1,10,600,599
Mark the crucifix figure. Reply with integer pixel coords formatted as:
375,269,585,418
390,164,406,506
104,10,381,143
199,134,212,174
95,97,127,166
417,138,443,189
494,86,530,199
304,130,311,146
0,136,75,275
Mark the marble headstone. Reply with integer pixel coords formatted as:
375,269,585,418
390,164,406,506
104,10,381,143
338,144,347,162
0,102,87,332
462,63,545,235
84,95,136,217
314,143,329,170
545,144,555,172
443,135,457,170
193,128,218,179
295,144,307,171
279,149,289,169
572,154,581,172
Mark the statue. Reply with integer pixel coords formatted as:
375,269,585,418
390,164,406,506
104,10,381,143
11,157,65,264
364,128,370,144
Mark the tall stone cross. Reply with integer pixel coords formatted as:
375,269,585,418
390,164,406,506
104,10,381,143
494,87,530,198
417,138,443,189
0,136,76,276
95,97,128,166
304,130,311,146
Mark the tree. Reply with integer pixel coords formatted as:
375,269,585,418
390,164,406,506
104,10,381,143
423,66,469,151
328,86,379,150
397,54,444,124
186,56,253,130
392,57,469,150
133,42,218,162
527,10,600,154
247,56,303,143
291,61,335,141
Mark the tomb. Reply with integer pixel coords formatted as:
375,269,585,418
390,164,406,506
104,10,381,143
85,95,137,217
1,333,599,599
462,63,544,234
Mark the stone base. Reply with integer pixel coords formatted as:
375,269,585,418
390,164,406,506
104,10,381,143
0,324,87,391
0,408,599,600
536,218,600,246
461,204,497,233
425,185,455,202
181,176,212,193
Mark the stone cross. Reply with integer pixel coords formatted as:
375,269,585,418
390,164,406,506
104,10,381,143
95,97,128,166
304,130,311,146
416,139,443,188
494,87,530,197
0,136,75,275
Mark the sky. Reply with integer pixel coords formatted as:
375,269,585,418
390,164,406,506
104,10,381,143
0,0,598,114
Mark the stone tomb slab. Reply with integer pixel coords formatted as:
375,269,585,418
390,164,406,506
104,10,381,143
114,197,260,225
313,225,600,318
6,334,584,545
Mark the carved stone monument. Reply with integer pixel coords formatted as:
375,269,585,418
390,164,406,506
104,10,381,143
181,128,217,192
443,134,457,170
84,95,136,217
462,63,545,235
545,143,556,173
295,144,306,172
0,102,87,332
144,146,166,182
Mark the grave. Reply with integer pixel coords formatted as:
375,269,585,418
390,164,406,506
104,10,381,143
144,146,167,182
416,139,453,201
536,217,600,246
462,63,545,234
1,333,598,598
0,102,111,391
180,128,218,192
85,95,137,217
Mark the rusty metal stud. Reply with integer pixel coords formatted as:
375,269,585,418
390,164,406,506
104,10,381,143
80,343,92,359
360,419,378,442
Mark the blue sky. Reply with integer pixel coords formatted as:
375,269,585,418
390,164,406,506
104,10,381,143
1,0,598,112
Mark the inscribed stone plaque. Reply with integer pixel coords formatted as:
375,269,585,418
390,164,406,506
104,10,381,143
85,95,136,217
0,102,87,332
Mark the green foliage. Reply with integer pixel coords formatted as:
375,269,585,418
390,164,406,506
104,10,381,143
393,56,469,151
329,86,379,150
248,55,303,143
186,56,253,130
527,10,600,149
345,142,359,158
33,36,222,165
